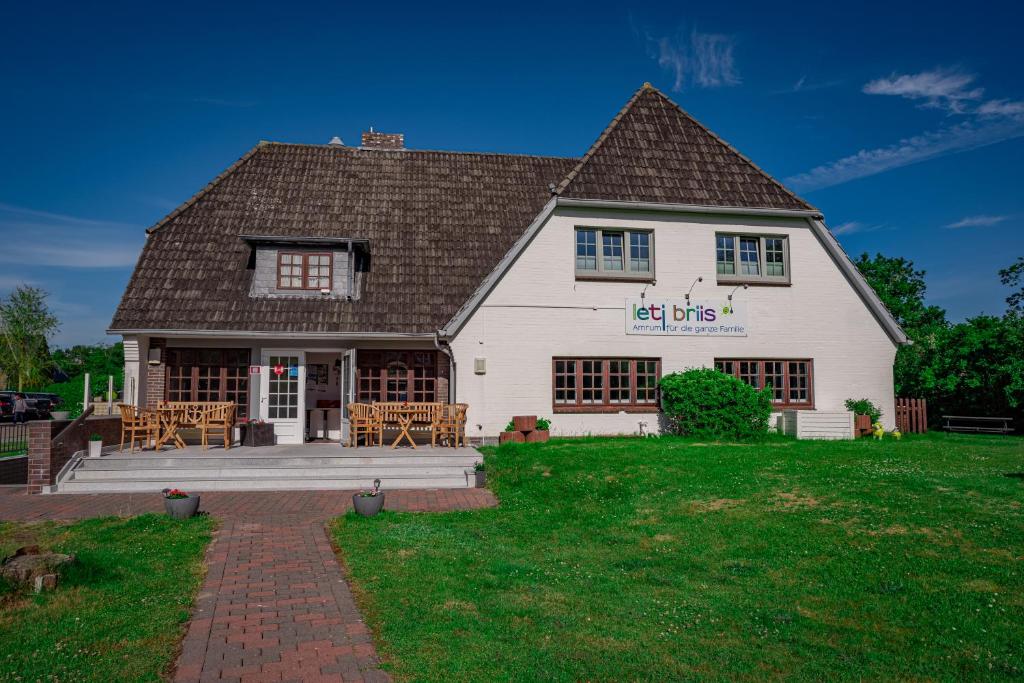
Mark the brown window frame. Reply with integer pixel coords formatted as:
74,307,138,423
356,350,442,403
277,251,333,290
551,357,661,413
714,358,814,409
164,348,251,418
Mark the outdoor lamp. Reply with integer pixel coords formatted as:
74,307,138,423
685,276,703,304
727,283,749,302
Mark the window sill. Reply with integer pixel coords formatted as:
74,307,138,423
553,405,660,414
575,274,656,284
770,403,815,410
715,277,791,287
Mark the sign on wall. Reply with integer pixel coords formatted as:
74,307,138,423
625,298,747,336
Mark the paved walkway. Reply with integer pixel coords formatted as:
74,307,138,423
0,489,497,682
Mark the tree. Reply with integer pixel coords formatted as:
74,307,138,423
999,256,1024,314
0,286,59,391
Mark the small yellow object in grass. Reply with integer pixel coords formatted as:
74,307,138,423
872,422,885,440
891,430,902,440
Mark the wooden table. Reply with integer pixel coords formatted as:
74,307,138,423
375,402,439,449
153,406,187,450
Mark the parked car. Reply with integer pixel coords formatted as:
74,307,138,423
0,391,52,421
28,392,61,410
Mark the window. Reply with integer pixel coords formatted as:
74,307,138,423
357,351,440,403
165,348,250,417
552,357,661,412
715,234,789,283
277,252,332,290
575,228,654,279
714,358,813,408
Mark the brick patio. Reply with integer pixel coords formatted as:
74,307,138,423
0,489,497,682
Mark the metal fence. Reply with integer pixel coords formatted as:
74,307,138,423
0,422,30,457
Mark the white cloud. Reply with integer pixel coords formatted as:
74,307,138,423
977,99,1024,117
945,214,1009,229
0,203,142,268
648,28,740,92
831,221,887,236
863,68,983,113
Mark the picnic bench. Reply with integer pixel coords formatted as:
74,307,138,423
941,415,1014,434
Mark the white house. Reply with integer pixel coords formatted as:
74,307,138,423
110,83,906,445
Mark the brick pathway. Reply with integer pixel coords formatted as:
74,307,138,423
0,489,497,682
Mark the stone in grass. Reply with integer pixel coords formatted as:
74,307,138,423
1,545,75,592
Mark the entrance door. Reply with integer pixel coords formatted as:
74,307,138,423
259,350,305,445
339,349,357,444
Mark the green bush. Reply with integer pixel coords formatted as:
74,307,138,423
659,368,772,439
844,398,882,423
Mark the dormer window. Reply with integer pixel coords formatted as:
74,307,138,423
278,252,332,290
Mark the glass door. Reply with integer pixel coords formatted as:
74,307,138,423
259,350,305,444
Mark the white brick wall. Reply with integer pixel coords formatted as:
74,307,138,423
450,208,898,439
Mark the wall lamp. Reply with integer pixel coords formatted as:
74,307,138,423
727,283,749,302
639,280,657,305
685,276,703,304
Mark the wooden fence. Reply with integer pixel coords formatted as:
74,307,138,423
895,398,928,434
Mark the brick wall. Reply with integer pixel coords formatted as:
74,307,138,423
146,337,166,409
27,415,122,494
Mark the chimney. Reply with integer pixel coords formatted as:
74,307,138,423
361,127,404,150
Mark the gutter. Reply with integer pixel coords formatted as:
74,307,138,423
106,328,435,340
433,331,456,402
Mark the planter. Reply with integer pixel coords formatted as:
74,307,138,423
525,429,550,443
499,431,525,445
513,415,537,432
87,441,102,458
474,469,486,487
353,493,385,517
854,414,873,437
241,422,275,447
51,411,70,421
164,495,201,519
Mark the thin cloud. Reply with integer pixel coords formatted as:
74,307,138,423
863,68,983,113
945,214,1009,229
646,27,740,92
787,117,1024,192
977,99,1024,117
774,75,843,95
0,203,142,268
831,221,887,236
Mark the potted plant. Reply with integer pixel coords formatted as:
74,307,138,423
353,479,385,517
472,461,486,487
513,415,537,432
51,410,70,421
239,418,275,447
525,417,551,443
87,433,103,458
499,421,526,445
163,488,200,519
845,399,881,438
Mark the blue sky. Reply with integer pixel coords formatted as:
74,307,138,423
1,0,1022,346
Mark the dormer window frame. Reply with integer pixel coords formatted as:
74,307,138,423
277,251,333,291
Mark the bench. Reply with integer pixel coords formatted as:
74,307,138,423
941,415,1013,434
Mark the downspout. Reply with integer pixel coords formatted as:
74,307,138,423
433,331,456,402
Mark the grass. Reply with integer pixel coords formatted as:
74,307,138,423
0,514,213,682
333,433,1024,681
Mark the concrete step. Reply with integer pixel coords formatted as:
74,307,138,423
58,473,472,493
82,454,479,469
72,465,475,480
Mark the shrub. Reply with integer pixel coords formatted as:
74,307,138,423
844,398,882,423
659,368,772,439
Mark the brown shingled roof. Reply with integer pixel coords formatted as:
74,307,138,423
555,84,815,211
110,143,575,334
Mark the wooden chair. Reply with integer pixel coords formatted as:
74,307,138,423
348,403,383,447
432,403,467,448
199,402,235,450
118,404,157,453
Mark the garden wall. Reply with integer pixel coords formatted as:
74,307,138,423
27,415,121,494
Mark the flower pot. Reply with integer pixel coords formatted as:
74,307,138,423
513,415,537,432
51,411,69,421
499,431,525,445
353,493,385,517
241,422,275,447
474,469,486,487
525,429,550,443
165,495,201,519
854,414,872,437
87,441,102,458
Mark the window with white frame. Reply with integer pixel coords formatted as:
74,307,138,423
715,234,789,283
576,228,653,279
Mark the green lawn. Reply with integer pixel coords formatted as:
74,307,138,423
0,514,213,682
333,433,1024,681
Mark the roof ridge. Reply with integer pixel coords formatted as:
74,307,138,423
552,83,651,196
647,87,816,212
145,142,267,235
261,140,578,162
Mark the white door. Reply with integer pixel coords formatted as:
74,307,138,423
259,350,305,445
340,349,357,444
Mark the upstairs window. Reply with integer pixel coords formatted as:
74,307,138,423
716,234,789,284
576,228,654,280
278,252,332,290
